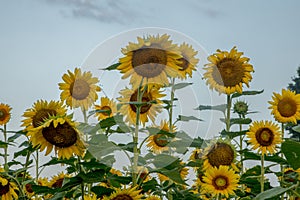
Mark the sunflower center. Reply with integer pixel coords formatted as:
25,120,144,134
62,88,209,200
32,109,57,128
207,143,234,167
25,183,34,193
70,79,90,100
277,98,297,117
213,176,229,190
0,182,9,195
213,59,244,87
100,106,112,116
0,109,5,120
51,178,64,188
178,57,189,71
153,134,169,147
255,128,274,146
129,90,152,114
42,121,77,148
131,47,167,78
112,194,133,200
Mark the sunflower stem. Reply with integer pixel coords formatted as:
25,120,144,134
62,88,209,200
260,154,265,193
35,150,39,182
3,124,8,171
280,122,285,200
226,95,232,132
169,78,176,132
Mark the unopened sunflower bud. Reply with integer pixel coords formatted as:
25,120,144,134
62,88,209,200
233,101,248,116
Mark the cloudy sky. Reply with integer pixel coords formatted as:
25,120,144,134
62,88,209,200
1,0,300,178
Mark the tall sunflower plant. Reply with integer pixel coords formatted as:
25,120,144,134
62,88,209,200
0,34,300,200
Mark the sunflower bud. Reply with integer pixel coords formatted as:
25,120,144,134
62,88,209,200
233,101,248,117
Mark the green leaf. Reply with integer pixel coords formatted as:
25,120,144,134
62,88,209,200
176,115,203,122
159,168,186,185
78,170,105,183
31,185,55,195
232,90,264,99
220,130,248,139
77,123,102,135
189,137,204,148
118,142,135,152
8,132,23,143
282,139,300,169
102,63,120,71
253,185,296,200
152,154,180,170
91,186,114,197
80,159,110,171
173,82,193,90
243,151,287,165
292,124,300,133
42,157,77,167
195,104,227,113
220,118,252,127
0,141,8,148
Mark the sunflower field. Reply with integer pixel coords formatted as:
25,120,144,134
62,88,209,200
1,32,300,200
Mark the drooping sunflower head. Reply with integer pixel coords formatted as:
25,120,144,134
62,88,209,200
247,120,282,155
27,116,86,159
118,86,165,126
118,34,182,88
59,68,101,110
102,186,143,200
0,167,18,200
146,120,175,154
94,97,118,121
203,140,237,171
203,46,254,94
268,89,300,124
0,103,11,126
176,42,199,79
202,165,239,198
22,100,66,131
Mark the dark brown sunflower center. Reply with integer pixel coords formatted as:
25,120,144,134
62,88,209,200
51,178,64,188
131,47,167,78
100,106,112,116
207,143,234,167
277,98,297,117
213,58,244,87
178,57,189,71
153,134,169,147
0,182,9,195
0,109,6,121
129,90,152,114
255,128,274,146
25,183,34,193
32,109,57,128
112,194,133,200
212,175,229,190
70,79,90,100
42,122,77,148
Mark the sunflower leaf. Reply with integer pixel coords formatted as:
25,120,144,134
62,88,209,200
253,185,296,200
282,139,300,169
0,141,8,148
103,63,120,71
194,104,227,113
220,129,248,139
220,118,252,127
231,90,264,99
242,151,287,165
91,186,114,197
189,137,204,148
176,115,203,122
173,82,193,90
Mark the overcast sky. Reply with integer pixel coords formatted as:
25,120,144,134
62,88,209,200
1,0,300,179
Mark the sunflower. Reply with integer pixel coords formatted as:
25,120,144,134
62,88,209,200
203,46,254,94
202,140,237,171
117,34,182,88
102,186,143,200
118,86,165,126
202,165,239,198
176,42,199,79
84,193,99,200
145,195,162,200
0,167,18,200
59,68,101,110
48,172,71,189
0,103,11,126
22,100,66,131
247,120,282,155
94,97,118,121
268,89,300,124
27,116,86,159
146,120,176,154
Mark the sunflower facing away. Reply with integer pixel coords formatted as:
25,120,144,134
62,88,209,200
146,120,176,154
117,34,182,88
268,88,300,124
118,86,165,126
203,46,254,94
22,100,66,131
176,42,199,79
0,103,11,126
27,116,86,159
247,120,282,155
0,167,18,200
102,186,143,200
59,68,101,110
202,165,239,198
202,140,237,171
94,97,118,121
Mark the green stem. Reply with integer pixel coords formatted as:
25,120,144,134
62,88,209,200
169,78,176,132
281,123,285,200
225,95,232,132
35,150,39,182
3,124,8,171
261,154,265,193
